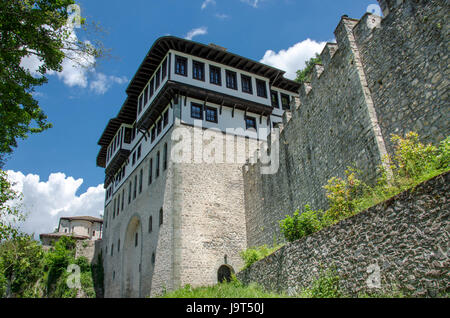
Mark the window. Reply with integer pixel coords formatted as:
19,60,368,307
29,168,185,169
148,158,153,185
226,70,237,90
133,175,137,199
93,230,95,236
137,145,141,160
163,110,169,127
156,152,160,178
205,107,218,123
191,103,203,120
150,78,154,97
256,79,267,98
118,240,120,252
121,189,125,211
281,93,290,110
162,58,167,79
139,169,143,194
151,126,156,142
138,94,143,114
159,208,163,226
157,119,162,135
271,91,279,108
175,55,187,76
245,116,257,130
124,128,132,144
144,85,149,106
117,194,120,215
163,143,168,171
128,181,132,204
111,244,114,256
149,216,153,233
210,65,221,85
155,68,161,89
241,75,252,94
132,151,136,166
193,60,205,81
135,233,138,247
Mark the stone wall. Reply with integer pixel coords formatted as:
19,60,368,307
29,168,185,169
238,172,450,297
243,0,449,247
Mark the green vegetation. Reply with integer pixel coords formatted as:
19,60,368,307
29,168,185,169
295,54,322,83
297,268,341,298
240,244,283,270
159,276,288,298
278,132,450,243
0,235,103,298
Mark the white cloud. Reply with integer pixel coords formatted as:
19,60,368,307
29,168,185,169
240,0,260,8
201,0,216,10
215,13,230,20
6,170,105,240
90,73,129,95
19,26,126,94
185,27,208,40
260,39,327,80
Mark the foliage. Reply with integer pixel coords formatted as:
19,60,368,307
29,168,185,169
295,54,322,83
0,169,26,241
279,205,324,242
0,0,104,161
158,275,288,298
0,234,44,297
240,244,283,270
298,268,342,298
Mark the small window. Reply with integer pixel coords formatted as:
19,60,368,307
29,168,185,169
256,79,267,98
149,216,153,233
128,181,132,204
159,208,163,226
163,110,169,127
138,94,143,114
175,55,187,76
137,145,141,160
135,233,138,247
133,175,137,199
150,78,154,97
157,119,162,135
226,70,237,90
162,58,167,79
111,244,114,256
148,158,153,185
271,91,279,108
281,93,290,110
191,103,203,120
156,152,160,178
205,107,218,123
193,60,205,81
139,169,143,194
210,65,221,86
117,194,120,215
121,189,125,210
155,68,161,89
163,143,168,171
151,126,156,142
241,75,253,94
124,128,132,144
245,116,257,130
132,151,136,166
118,240,120,252
144,86,149,107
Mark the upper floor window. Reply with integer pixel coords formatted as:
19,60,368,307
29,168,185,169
150,78,154,97
124,128,132,144
138,94,143,114
137,145,142,160
210,65,221,86
281,93,290,110
139,169,143,194
193,60,205,81
133,175,137,199
156,151,160,178
191,103,203,120
144,85,149,106
163,110,169,127
161,58,167,79
163,143,168,171
128,181,132,204
241,75,253,94
175,55,187,76
245,116,257,130
151,126,156,142
148,158,153,185
157,119,162,135
226,70,237,90
132,151,136,166
205,107,218,123
155,68,161,89
271,91,279,108
256,79,267,98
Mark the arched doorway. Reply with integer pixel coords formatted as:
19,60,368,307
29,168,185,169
122,216,142,298
217,265,234,283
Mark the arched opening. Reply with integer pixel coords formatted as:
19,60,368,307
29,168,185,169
217,265,234,283
122,216,142,298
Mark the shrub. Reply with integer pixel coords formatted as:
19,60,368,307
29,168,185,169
240,244,282,270
279,205,323,242
298,268,342,298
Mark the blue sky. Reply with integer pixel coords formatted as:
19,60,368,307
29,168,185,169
5,0,379,237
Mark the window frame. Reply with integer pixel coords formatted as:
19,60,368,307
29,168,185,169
190,103,203,120
241,74,253,94
225,70,237,90
256,79,268,98
281,93,290,110
209,65,222,86
175,55,188,77
192,60,205,82
245,116,257,130
205,107,218,123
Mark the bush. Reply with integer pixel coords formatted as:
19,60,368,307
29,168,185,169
298,268,342,298
279,205,324,242
240,245,282,270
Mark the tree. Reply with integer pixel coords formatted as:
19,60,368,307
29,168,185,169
0,0,104,163
0,169,25,241
295,54,322,84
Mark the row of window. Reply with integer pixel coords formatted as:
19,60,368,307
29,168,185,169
138,58,168,115
175,55,269,98
105,143,168,228
190,102,257,130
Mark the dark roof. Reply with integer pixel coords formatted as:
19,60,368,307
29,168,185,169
96,36,301,167
60,216,103,223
